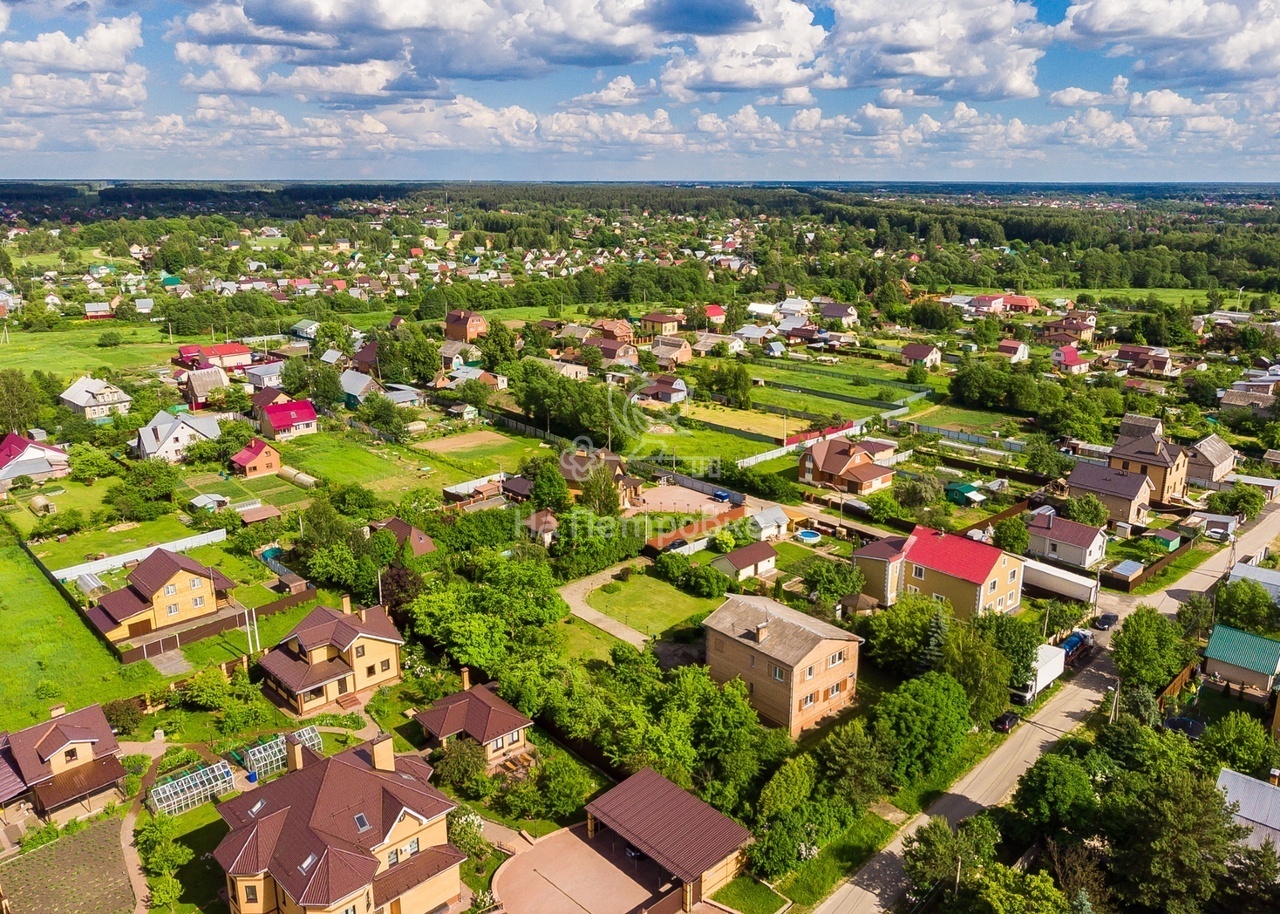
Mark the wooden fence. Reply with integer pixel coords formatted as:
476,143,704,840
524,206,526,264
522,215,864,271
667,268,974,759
1100,536,1200,593
1158,658,1202,711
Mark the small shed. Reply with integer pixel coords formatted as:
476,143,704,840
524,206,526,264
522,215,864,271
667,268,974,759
28,494,54,515
1146,528,1181,552
448,403,479,421
189,493,231,512
945,481,987,507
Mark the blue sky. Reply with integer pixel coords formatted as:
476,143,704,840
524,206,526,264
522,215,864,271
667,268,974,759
0,0,1276,180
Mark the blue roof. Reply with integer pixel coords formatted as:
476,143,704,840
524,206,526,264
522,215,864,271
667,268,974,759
1112,560,1144,577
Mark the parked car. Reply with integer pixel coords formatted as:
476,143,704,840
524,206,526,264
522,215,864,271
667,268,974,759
1163,717,1207,741
663,538,687,552
993,711,1019,733
711,489,731,502
1094,612,1119,631
625,844,647,860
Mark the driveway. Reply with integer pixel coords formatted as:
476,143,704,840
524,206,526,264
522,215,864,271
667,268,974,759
558,560,651,650
494,825,677,914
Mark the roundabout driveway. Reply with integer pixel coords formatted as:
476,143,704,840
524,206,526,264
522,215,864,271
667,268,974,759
494,824,676,914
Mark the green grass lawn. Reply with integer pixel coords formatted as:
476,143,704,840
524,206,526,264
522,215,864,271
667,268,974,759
712,876,787,914
586,574,723,637
558,616,625,663
4,480,113,536
0,527,170,731
180,587,345,670
772,539,818,571
638,425,775,464
1128,541,1223,596
173,471,308,511
0,323,180,376
774,811,897,911
463,849,509,899
31,513,194,571
412,431,548,480
278,433,426,491
911,404,1023,436
143,802,232,914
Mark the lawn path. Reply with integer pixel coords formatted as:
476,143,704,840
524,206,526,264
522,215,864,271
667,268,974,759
117,737,168,914
557,559,651,650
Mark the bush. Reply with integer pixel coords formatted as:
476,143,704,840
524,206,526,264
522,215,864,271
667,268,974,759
179,668,231,711
601,581,622,595
122,754,153,776
617,565,634,582
157,747,202,775
436,738,488,791
104,699,144,735
310,711,365,729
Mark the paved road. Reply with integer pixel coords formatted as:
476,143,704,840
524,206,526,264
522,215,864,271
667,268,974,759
816,503,1280,914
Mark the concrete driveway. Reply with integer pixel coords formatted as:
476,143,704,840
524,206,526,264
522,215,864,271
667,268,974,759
494,825,677,914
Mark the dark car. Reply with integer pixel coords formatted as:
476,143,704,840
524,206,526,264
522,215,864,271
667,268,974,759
1094,612,1119,631
663,538,687,552
1163,717,1207,741
625,844,647,860
993,711,1019,733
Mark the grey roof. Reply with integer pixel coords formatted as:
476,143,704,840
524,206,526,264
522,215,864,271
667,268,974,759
135,410,221,457
185,366,230,400
245,362,282,383
319,348,344,365
703,594,860,667
60,376,131,408
1228,562,1280,594
1189,433,1236,468
749,505,790,532
340,369,380,398
1067,461,1152,501
1117,413,1163,439
1217,768,1280,851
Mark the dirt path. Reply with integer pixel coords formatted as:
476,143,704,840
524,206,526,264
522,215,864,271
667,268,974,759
557,559,651,650
116,738,168,914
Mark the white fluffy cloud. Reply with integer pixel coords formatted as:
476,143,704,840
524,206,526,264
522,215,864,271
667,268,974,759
566,75,659,108
1,15,143,74
0,65,147,117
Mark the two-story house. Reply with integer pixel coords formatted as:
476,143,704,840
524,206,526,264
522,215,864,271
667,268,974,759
88,548,236,643
59,376,132,421
0,704,125,819
1066,462,1153,525
996,340,1030,363
1026,512,1107,569
1052,345,1090,375
651,335,693,369
258,600,404,715
854,526,1024,618
593,318,634,343
558,448,643,509
440,340,481,370
1108,433,1187,503
640,312,680,336
0,434,70,492
260,400,319,441
340,370,385,409
200,343,254,370
414,671,534,772
230,438,280,479
445,309,487,342
132,410,221,463
703,595,862,739
214,735,464,914
799,438,894,495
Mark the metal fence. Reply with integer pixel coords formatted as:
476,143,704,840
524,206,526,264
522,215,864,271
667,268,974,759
51,529,228,581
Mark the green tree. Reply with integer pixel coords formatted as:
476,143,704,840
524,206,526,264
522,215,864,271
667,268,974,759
993,516,1030,555
902,814,999,895
1214,579,1278,634
435,738,487,791
310,365,344,408
1013,754,1098,836
1198,711,1273,779
813,718,897,806
757,755,817,822
68,443,117,482
480,320,519,371
579,463,620,516
314,320,351,356
1177,593,1215,641
1207,482,1267,521
0,368,40,432
865,594,949,675
906,363,928,384
1024,437,1074,479
896,473,943,509
1060,494,1109,527
280,357,310,395
529,461,572,513
974,612,1041,689
148,874,183,914
456,378,491,409
873,671,972,782
939,624,1013,725
538,754,596,819
800,557,865,607
1111,604,1193,692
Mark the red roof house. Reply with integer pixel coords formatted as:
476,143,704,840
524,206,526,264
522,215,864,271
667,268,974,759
229,438,280,479
261,400,318,441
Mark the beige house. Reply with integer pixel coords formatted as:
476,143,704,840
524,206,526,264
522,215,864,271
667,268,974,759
259,600,404,715
1026,512,1107,569
651,335,693,369
703,595,862,738
799,437,894,495
1066,462,1153,525
214,735,464,914
89,548,236,643
710,542,778,582
0,704,124,820
414,674,534,773
1204,625,1280,692
59,376,132,420
1108,433,1187,503
854,525,1024,619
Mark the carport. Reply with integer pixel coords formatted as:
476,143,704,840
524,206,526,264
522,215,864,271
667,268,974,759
585,768,752,913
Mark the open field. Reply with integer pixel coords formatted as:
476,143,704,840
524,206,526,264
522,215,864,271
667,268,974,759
586,574,722,637
911,404,1024,435
173,470,312,511
3,480,114,535
0,324,181,375
684,401,793,438
747,385,884,421
30,513,193,570
278,434,430,492
0,527,169,731
637,424,773,463
414,427,548,476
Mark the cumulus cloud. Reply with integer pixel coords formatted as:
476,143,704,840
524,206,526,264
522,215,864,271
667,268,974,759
1,14,143,74
0,5,9,36
565,75,659,108
878,87,942,108
1049,75,1129,107
1127,88,1217,116
0,64,147,117
756,86,816,106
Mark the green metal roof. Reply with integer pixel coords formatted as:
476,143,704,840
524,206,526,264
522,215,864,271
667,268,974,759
1205,625,1280,676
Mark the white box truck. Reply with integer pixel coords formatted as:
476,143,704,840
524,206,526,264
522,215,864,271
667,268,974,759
1011,643,1067,705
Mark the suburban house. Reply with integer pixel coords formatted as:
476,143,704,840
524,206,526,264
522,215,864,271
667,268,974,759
692,332,744,356
440,340,481,369
1066,462,1153,525
1043,318,1094,343
651,335,693,369
594,318,634,343
585,768,752,913
581,337,640,368
230,438,280,479
703,594,862,738
640,312,680,335
445,309,487,342
414,674,533,772
59,376,132,421
631,375,687,405
819,301,859,327
1221,389,1276,419
1108,433,1188,503
1186,433,1238,484
260,399,319,441
132,410,221,463
250,387,291,420
558,449,643,509
523,509,560,547
0,434,70,492
799,438,894,495
900,343,941,368
214,736,464,914
747,505,791,540
1216,768,1280,855
1228,562,1280,604
199,343,254,370
183,366,231,409
1115,344,1179,378
1117,413,1162,439
244,361,284,391
1026,512,1107,569
522,357,589,381
1052,345,1090,374
88,548,236,643
996,340,1029,363
352,341,380,375
704,304,726,325
367,516,436,559
340,369,385,408
0,704,124,819
259,601,404,714
711,542,778,582
290,318,320,340
854,526,1024,618
1204,624,1280,691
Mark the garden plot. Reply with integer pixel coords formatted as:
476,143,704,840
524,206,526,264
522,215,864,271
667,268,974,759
0,817,133,914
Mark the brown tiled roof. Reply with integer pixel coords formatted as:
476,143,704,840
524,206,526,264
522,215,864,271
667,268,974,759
251,386,289,412
127,548,235,599
372,844,466,907
280,605,404,654
523,509,560,535
5,705,119,786
1027,513,1104,550
715,541,777,571
215,742,454,908
94,586,151,627
901,343,937,360
1110,433,1182,468
33,755,125,811
259,649,354,695
585,768,751,883
369,517,436,557
1067,462,1153,501
854,536,909,562
414,684,532,745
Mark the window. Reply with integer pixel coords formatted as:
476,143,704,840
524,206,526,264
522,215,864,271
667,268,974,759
340,905,356,914
801,693,815,709
64,747,78,763
189,578,202,590
406,838,420,856
911,565,925,580
166,604,179,616
749,656,755,669
354,813,371,833
1122,461,1131,471
355,645,366,659
829,650,845,668
907,585,919,594
366,666,376,678
772,665,785,682
192,596,205,609
380,659,391,672
1008,569,1017,583
249,799,265,817
933,593,945,603
244,884,258,903
997,596,1005,608
805,665,814,680
163,583,176,596
388,849,399,866
491,736,505,751
1048,543,1058,555
299,853,317,874
830,680,844,697
988,580,997,593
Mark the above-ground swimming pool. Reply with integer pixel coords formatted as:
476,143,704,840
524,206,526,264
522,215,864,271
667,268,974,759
796,529,821,545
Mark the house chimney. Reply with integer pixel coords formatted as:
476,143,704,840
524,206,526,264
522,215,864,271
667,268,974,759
357,607,367,623
460,666,471,691
341,594,351,614
49,704,66,720
370,733,395,773
285,734,305,773
755,620,768,643
1270,768,1279,787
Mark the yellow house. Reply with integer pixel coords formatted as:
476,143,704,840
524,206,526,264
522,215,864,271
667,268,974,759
89,549,236,643
854,525,1024,619
259,600,404,715
1108,433,1188,504
0,704,125,820
414,671,534,773
214,735,465,914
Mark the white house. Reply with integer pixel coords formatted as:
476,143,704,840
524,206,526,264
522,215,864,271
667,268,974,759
996,340,1030,363
59,376,132,421
245,361,284,390
133,410,221,463
747,506,790,541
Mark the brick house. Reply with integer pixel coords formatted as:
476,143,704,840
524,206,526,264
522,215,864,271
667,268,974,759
445,309,487,342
